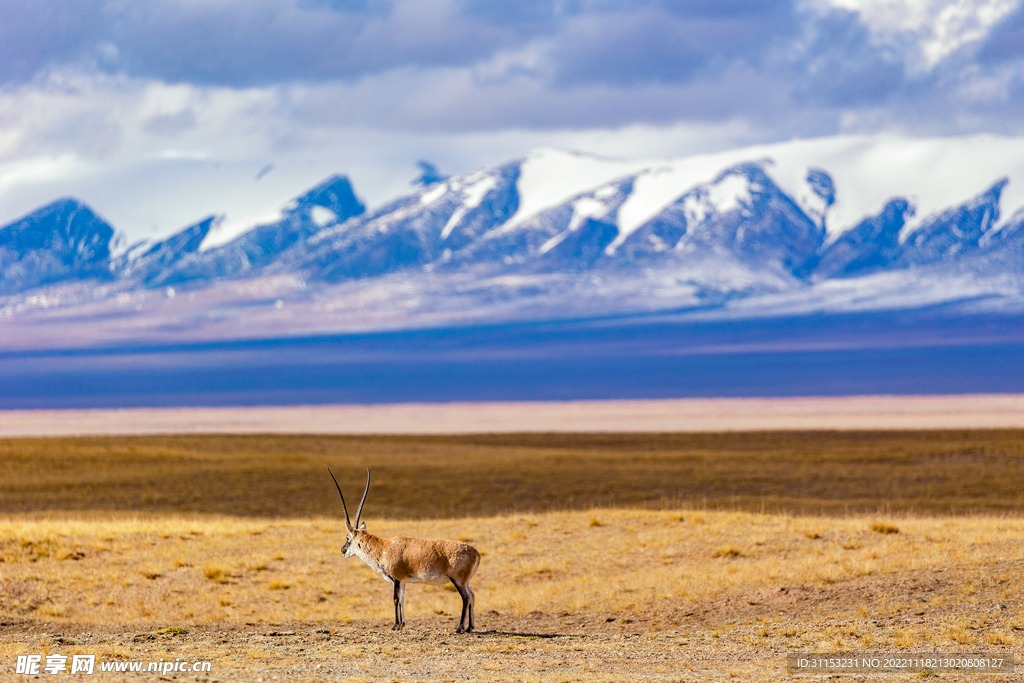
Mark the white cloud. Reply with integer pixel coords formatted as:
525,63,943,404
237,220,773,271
0,69,757,246
1,2,1022,248
816,0,1021,67
0,154,92,194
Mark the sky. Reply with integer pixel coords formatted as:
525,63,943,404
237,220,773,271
1,0,1023,244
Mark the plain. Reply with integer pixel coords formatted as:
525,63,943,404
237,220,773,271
1,431,1022,681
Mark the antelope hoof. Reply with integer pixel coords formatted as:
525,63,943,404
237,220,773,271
392,623,402,632
455,626,465,634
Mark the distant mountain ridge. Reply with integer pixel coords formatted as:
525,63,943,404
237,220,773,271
0,198,116,295
3,136,1024,345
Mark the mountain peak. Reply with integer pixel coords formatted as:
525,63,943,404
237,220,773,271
283,174,365,226
115,216,220,285
0,197,116,295
5,137,1024,336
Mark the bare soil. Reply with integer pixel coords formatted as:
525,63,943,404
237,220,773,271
3,557,1020,682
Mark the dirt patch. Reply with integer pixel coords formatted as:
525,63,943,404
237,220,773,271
3,559,1020,683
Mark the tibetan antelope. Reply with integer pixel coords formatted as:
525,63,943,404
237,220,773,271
327,467,481,633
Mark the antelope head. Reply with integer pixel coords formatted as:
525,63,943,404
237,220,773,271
327,466,369,556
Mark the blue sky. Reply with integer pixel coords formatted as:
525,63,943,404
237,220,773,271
1,0,1023,242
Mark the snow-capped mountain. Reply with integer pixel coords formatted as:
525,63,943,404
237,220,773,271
113,216,217,286
147,174,365,286
4,134,1024,347
290,164,519,281
0,198,116,296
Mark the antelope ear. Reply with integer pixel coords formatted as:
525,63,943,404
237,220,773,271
360,522,367,531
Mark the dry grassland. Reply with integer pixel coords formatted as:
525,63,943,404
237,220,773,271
1,509,1023,626
1,431,1023,681
3,430,1024,517
1,509,1022,681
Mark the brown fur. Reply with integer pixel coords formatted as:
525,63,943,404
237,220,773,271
378,536,480,582
345,529,481,632
330,467,480,632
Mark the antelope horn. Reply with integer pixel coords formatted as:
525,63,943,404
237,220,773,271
326,466,353,530
354,468,370,529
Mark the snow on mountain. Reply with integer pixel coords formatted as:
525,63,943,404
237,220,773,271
617,163,821,271
479,136,1024,249
896,178,1007,265
808,199,914,280
114,216,217,286
294,162,520,281
143,174,365,285
744,135,1024,240
0,198,115,295
807,178,1013,281
4,134,1024,343
283,153,822,306
500,150,648,231
202,173,364,251
440,175,498,240
353,135,1024,284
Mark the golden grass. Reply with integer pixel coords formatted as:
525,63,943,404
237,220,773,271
2,430,1024,681
4,430,1024,519
1,508,1022,630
